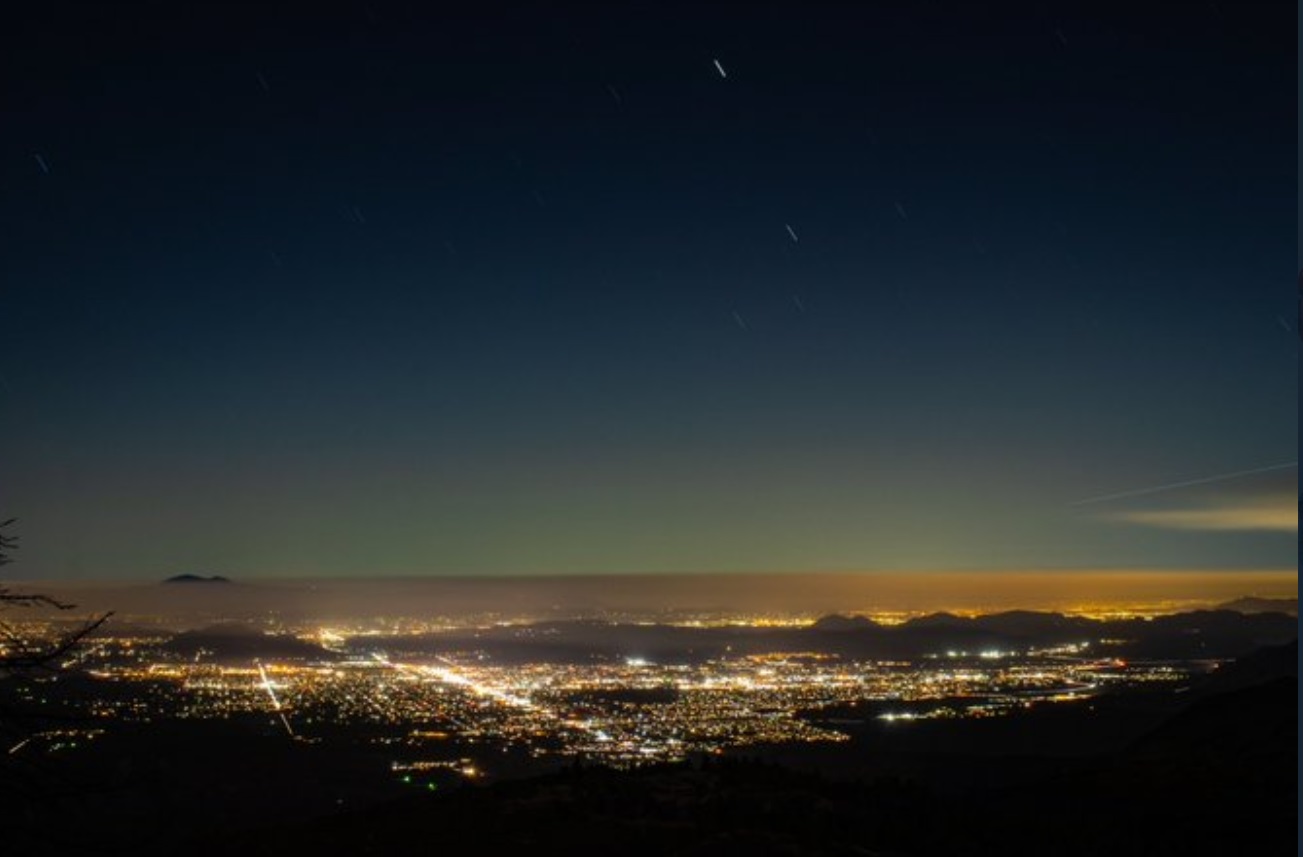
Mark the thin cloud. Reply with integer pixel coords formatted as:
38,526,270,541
1087,465,1296,533
1104,500,1296,532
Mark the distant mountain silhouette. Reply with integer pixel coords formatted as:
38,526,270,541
164,574,231,584
899,611,968,629
164,623,330,661
969,610,1093,636
809,613,879,631
341,609,1296,665
1215,596,1297,615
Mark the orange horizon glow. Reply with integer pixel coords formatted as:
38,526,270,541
11,568,1296,621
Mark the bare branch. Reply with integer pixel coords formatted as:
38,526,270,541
0,587,76,611
0,518,112,673
0,518,17,567
0,612,113,673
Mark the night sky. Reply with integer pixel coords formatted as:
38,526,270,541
1,2,1295,579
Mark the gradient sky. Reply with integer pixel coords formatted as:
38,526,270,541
1,2,1296,579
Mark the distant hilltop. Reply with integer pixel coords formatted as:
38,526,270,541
163,574,232,584
1216,596,1297,616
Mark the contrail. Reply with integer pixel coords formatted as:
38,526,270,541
1071,461,1297,507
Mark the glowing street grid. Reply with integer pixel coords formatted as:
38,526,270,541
40,628,1200,772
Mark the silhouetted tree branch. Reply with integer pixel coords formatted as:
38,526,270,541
0,518,112,675
0,517,17,565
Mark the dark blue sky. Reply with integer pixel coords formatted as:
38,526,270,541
1,2,1295,578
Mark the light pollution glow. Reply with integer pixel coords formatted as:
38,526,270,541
16,569,1298,625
